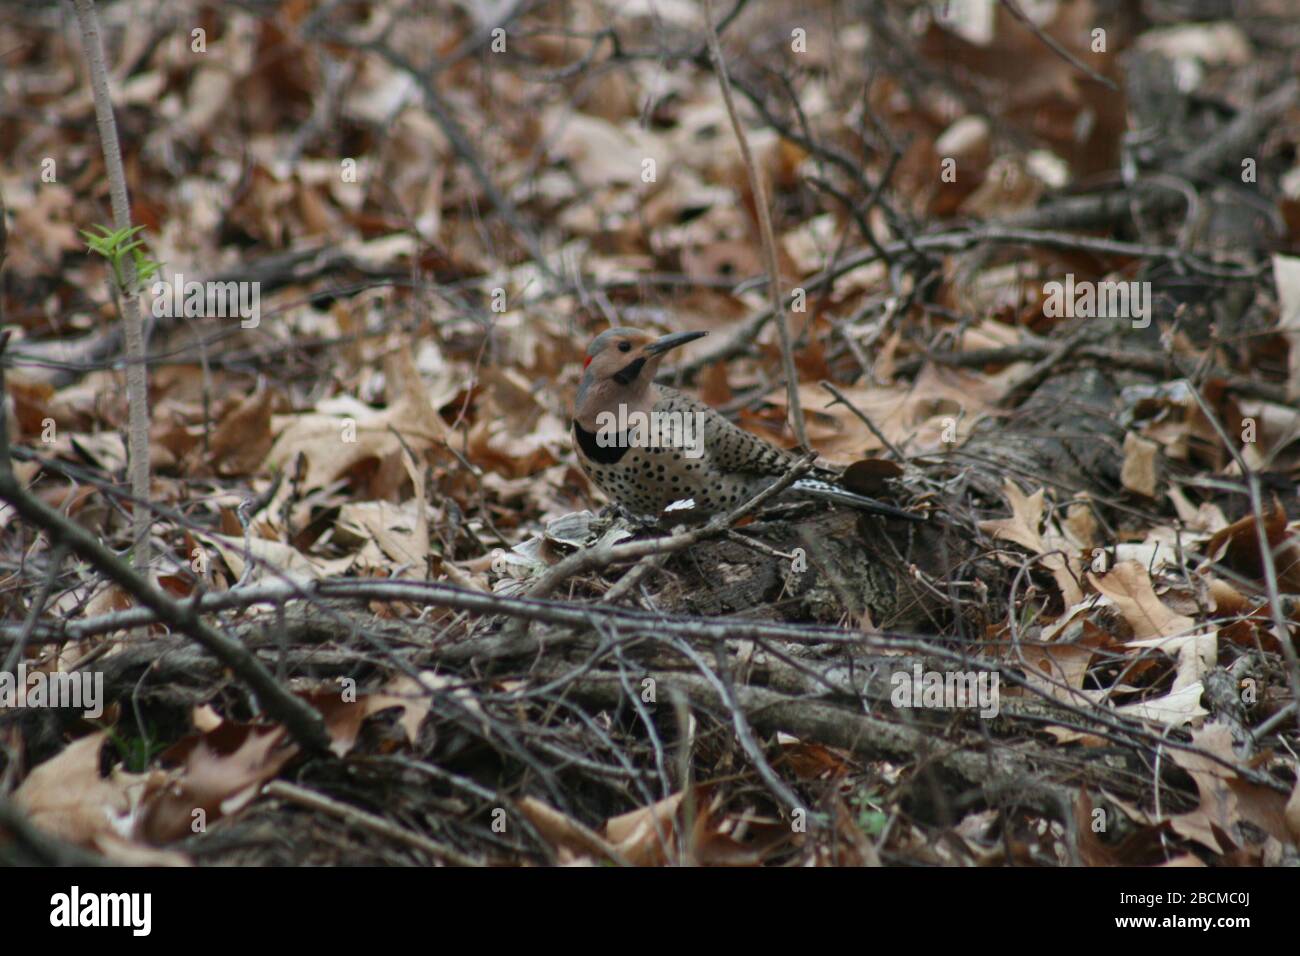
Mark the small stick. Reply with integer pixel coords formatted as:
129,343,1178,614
703,0,808,450
264,781,483,866
997,0,1116,91
820,381,905,461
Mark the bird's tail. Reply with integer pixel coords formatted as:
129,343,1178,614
790,477,922,521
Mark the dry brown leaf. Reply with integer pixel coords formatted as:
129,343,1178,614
1168,485,1229,533
264,350,448,504
1286,776,1300,844
299,674,432,757
208,384,274,476
1168,722,1294,853
8,183,82,276
1273,254,1300,400
517,796,620,863
604,790,686,866
337,500,428,572
142,724,297,843
1205,501,1300,593
1120,431,1160,498
196,531,354,584
542,110,666,189
1088,560,1195,640
369,672,447,746
825,791,882,867
1063,500,1100,550
777,733,857,781
13,732,166,853
192,705,223,733
980,481,1083,605
1114,682,1208,728
980,481,1049,553
1021,620,1112,703
1127,630,1217,691
788,381,912,459
1074,789,1124,865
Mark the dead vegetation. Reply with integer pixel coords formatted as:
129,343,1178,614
2,0,1300,866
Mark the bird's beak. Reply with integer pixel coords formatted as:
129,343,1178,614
644,330,708,356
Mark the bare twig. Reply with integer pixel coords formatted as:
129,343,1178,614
263,781,482,866
667,634,803,816
702,0,807,449
996,326,1097,407
819,381,905,461
0,448,331,753
997,0,1117,91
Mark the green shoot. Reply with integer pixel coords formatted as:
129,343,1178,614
80,223,162,295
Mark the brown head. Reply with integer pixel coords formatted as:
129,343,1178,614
573,327,706,429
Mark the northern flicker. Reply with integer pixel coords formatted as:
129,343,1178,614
572,327,920,522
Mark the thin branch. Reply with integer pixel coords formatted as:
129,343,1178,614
702,0,807,449
819,381,905,461
997,0,1117,91
0,433,331,753
667,634,803,816
263,781,483,866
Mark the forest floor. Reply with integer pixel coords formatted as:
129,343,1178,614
1,0,1299,867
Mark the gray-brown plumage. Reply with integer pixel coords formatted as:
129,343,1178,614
572,327,919,522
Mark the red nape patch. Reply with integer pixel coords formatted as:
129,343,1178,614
583,355,593,368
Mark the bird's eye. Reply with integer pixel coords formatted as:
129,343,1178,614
618,341,631,352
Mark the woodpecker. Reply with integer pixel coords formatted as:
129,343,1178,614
572,327,920,522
